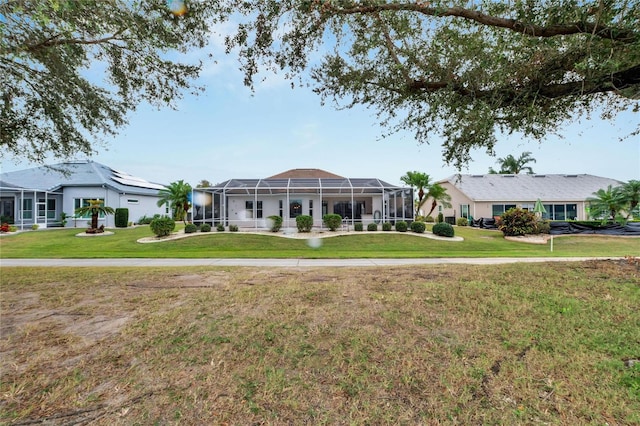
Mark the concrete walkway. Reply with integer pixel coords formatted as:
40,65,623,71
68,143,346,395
0,257,622,267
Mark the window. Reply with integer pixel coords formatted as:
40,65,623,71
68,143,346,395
460,204,470,219
540,204,578,220
520,203,534,212
38,198,56,219
127,199,139,205
256,201,263,219
245,200,254,219
74,198,106,219
22,199,33,220
290,200,302,218
279,200,283,218
554,204,565,221
309,200,313,217
492,204,517,217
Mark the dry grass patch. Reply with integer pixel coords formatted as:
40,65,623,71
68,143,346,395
1,261,639,425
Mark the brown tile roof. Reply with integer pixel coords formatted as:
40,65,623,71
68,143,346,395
267,169,344,179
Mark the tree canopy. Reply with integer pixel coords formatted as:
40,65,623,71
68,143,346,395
1,0,222,163
227,0,640,169
489,151,537,174
3,1,639,168
400,171,431,215
157,180,192,224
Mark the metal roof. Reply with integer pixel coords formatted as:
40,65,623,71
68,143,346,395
439,174,624,202
0,160,166,195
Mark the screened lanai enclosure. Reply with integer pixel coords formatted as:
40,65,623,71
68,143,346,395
191,177,413,230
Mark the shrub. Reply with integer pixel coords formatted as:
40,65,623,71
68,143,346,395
184,223,198,233
437,212,444,223
382,222,392,231
115,208,129,228
536,220,550,235
31,224,39,230
201,223,212,232
395,221,408,232
138,214,160,225
433,222,455,237
216,223,225,232
498,208,537,236
367,223,378,231
0,215,13,225
410,221,426,233
296,215,313,232
8,225,18,232
456,217,469,227
323,214,342,231
424,215,435,223
0,223,9,232
268,215,283,232
354,222,363,231
150,216,175,237
229,224,239,232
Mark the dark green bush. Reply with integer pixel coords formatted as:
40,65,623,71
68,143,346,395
115,208,129,228
323,214,342,231
354,222,363,231
432,222,454,237
410,221,426,233
150,216,175,237
367,223,378,231
229,224,238,232
395,221,408,232
437,212,444,223
185,223,198,233
498,208,537,236
268,215,283,232
200,223,212,232
456,217,468,226
296,215,313,232
382,222,392,231
216,223,225,232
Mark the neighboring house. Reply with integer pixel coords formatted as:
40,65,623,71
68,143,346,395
0,160,167,229
192,169,414,229
435,174,624,223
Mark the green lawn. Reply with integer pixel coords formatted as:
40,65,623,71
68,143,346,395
1,225,638,258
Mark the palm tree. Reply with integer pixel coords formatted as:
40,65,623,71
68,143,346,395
587,185,625,221
400,171,431,216
157,180,192,224
74,199,115,232
619,180,640,219
424,183,452,218
491,151,537,174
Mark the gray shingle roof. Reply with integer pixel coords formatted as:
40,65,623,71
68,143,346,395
0,160,166,195
439,174,624,202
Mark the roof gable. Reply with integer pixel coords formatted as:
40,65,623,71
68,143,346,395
439,174,623,202
267,168,344,179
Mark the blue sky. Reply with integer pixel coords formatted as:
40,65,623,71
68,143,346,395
2,23,639,187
